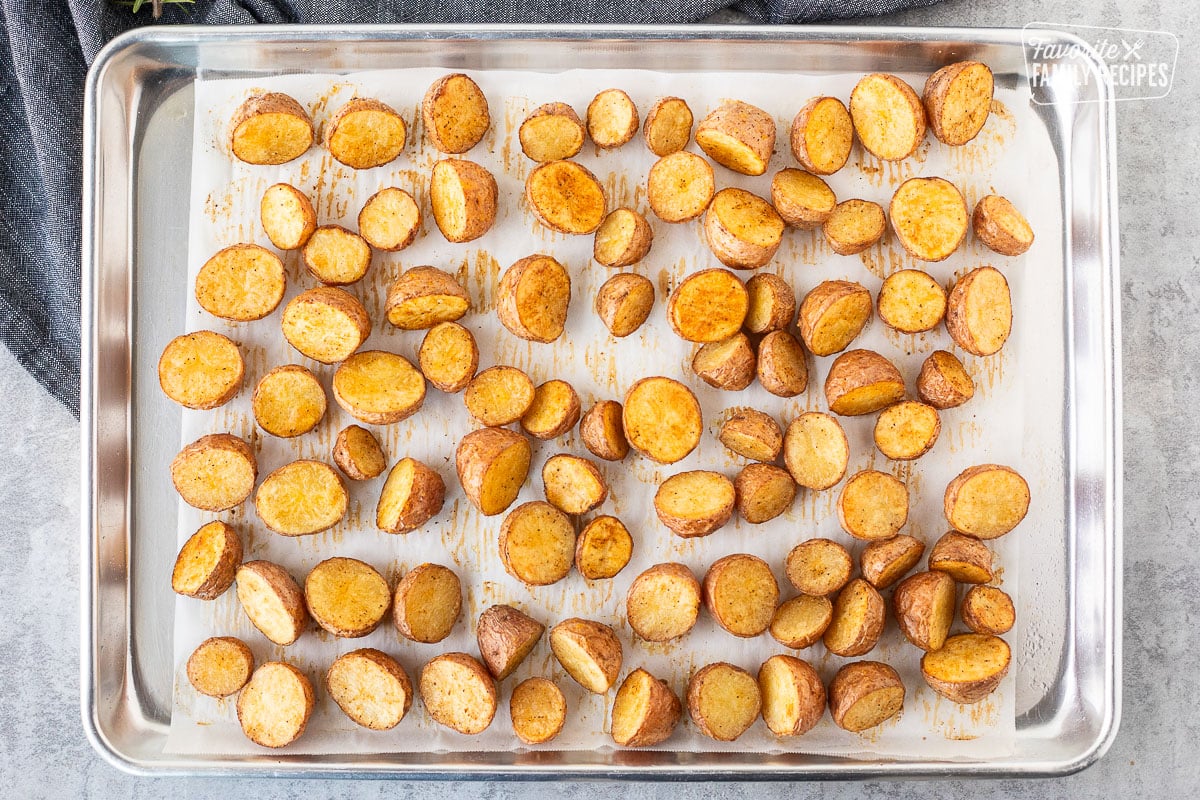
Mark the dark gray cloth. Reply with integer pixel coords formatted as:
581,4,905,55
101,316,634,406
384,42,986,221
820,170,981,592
1,0,941,416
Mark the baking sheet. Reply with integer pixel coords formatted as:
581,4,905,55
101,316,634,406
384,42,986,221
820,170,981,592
163,65,1053,760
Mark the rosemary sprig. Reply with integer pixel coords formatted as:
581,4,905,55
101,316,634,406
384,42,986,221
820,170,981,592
113,0,195,19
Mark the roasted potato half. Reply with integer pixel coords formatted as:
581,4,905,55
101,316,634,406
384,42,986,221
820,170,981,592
580,400,630,461
385,266,470,330
688,662,762,741
655,470,735,538
477,604,545,680
611,668,682,747
420,653,497,734
929,530,994,583
744,273,796,334
587,88,639,148
668,268,749,343
376,457,445,534
419,322,479,393
892,570,956,651
464,365,536,427
962,586,1016,635
229,92,313,165
824,349,905,416
393,563,462,643
430,158,498,243
187,636,254,698
237,662,314,747
521,379,581,440
550,618,623,694
946,266,1012,356
596,273,655,338
720,408,783,463
526,160,606,235
333,350,426,424
260,183,316,250
496,254,571,343
770,594,833,650
252,365,326,438
785,538,853,596
877,269,947,333
823,578,885,657
499,501,575,586
170,433,256,512
158,330,244,410
921,633,1011,703
759,655,826,736
647,151,715,223
695,100,776,176
704,188,785,270
829,661,905,732
735,463,796,524
520,102,585,163
889,177,968,262
543,453,609,515
943,464,1030,539
281,286,371,364
703,553,780,638
757,330,809,398
255,460,348,536
823,199,886,256
575,515,634,580
332,424,387,481
325,97,407,169
873,401,941,461
973,194,1034,256
771,168,837,230
860,534,925,589
850,73,926,161
692,333,756,391
455,427,532,516
303,225,372,286
917,349,975,409
172,521,242,600
626,562,701,642
798,280,872,356
643,96,694,156
196,244,286,322
623,377,702,464
305,556,391,638
422,73,490,154
782,411,850,490
326,649,412,730
358,187,421,252
790,96,853,175
235,560,308,646
838,469,908,541
593,208,653,268
923,61,994,146
510,677,568,744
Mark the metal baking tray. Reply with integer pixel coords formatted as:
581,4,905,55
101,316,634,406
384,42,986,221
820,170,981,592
81,24,1121,779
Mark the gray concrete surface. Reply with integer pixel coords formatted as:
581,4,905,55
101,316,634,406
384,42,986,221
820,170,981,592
2,0,1194,795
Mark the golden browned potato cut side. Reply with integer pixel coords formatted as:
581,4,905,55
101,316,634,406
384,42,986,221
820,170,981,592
229,92,314,165
187,636,254,698
158,330,244,410
643,96,694,156
393,563,462,643
280,287,371,364
170,433,257,512
790,96,853,175
304,556,391,638
324,97,407,169
196,244,286,322
237,662,315,747
850,73,926,161
422,73,490,154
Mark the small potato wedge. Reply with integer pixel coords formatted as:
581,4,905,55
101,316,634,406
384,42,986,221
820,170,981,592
829,661,905,732
695,100,776,176
860,534,925,589
235,560,308,646
477,604,545,680
596,273,655,338
587,88,639,148
550,618,623,694
196,244,286,322
744,273,796,334
623,377,702,464
464,365,536,427
580,400,630,461
720,408,784,462
943,464,1030,539
237,662,315,747
734,463,796,524
333,350,426,425
333,425,387,481
158,330,244,410
643,96,693,156
704,188,785,269
256,460,348,536
918,349,975,409
655,470,735,538
973,194,1034,256
756,330,809,398
688,662,762,741
874,400,941,460
252,365,326,438
877,269,947,333
823,199,886,256
594,208,653,268
783,411,850,490
790,96,853,175
946,266,1012,356
305,557,391,638
647,151,715,223
303,225,372,286
358,187,421,252
281,286,371,364
229,92,314,165
575,515,634,580
430,158,498,243
172,521,242,600
419,322,479,393
923,61,994,146
668,268,749,343
703,553,780,638
325,97,407,169
823,578,886,657
543,453,609,515
326,649,412,730
692,333,756,391
170,433,256,512
824,349,905,416
422,73,490,154
785,538,853,596
526,160,607,235
393,563,462,643
187,636,254,698
626,562,701,642
892,570,957,651
420,653,497,734
455,427,532,516
962,586,1016,635
838,469,908,541
759,655,826,736
520,102,585,162
376,457,445,534
611,668,682,747
929,531,993,583
798,280,873,356
921,633,1011,703
511,677,567,744
770,594,833,650
771,168,837,230
889,177,969,262
850,73,926,161
496,254,571,343
521,379,581,440
260,183,317,250
499,501,575,586
385,266,470,330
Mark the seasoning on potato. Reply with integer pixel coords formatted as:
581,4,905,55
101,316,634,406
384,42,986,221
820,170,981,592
499,501,575,586
798,280,873,356
973,194,1034,256
464,365,536,427
655,470,735,538
281,287,371,364
325,97,407,169
255,460,348,536
770,594,834,650
703,553,780,638
260,183,316,250
692,333,756,391
477,604,545,680
521,379,581,440
643,96,694,156
333,350,426,424
520,102,586,163
170,433,257,512
187,636,254,698
719,408,784,463
326,649,412,730
838,469,908,541
782,411,849,491
943,464,1030,539
195,244,286,322
688,662,762,741
158,330,244,410
229,92,314,165
580,400,630,461
928,530,994,583
860,534,925,589
828,661,905,732
455,427,532,516
823,578,886,657
823,199,886,256
543,453,609,515
695,99,776,176
587,88,639,148
946,265,1013,356
252,364,326,438
889,177,968,262
358,187,421,252
430,158,498,243
626,562,701,642
575,515,634,580
668,268,749,342
704,187,785,270
647,151,715,223
332,424,387,481
744,273,796,334
892,570,956,651
596,273,655,338
422,73,490,154
850,73,926,161
385,266,471,330
961,586,1016,635
593,208,653,268
917,349,975,409
376,457,445,534
877,269,947,333
550,618,623,694
771,168,837,229
303,225,372,286
790,96,853,175
611,668,682,747
420,653,497,734
920,633,1011,704
785,538,853,596
824,349,905,416
496,254,571,343
418,321,480,394
757,330,809,397
510,677,568,745
622,377,702,464
234,560,308,646
873,400,941,460
172,520,243,601
237,662,315,747
305,556,391,638
923,61,994,146
393,563,462,643
526,160,607,235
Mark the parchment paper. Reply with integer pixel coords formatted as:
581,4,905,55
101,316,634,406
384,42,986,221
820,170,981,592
164,64,1052,761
